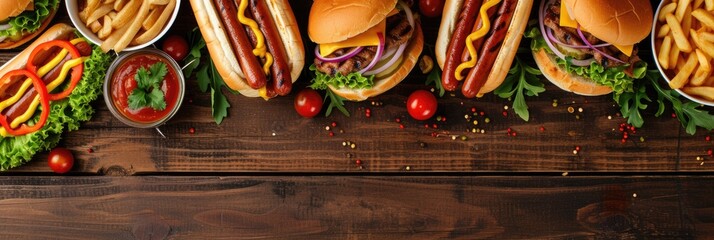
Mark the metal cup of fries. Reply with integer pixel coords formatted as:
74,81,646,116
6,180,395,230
653,0,714,106
66,0,181,53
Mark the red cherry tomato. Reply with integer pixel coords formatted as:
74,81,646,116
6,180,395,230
162,35,189,61
419,0,444,17
48,148,74,174
407,90,437,120
294,89,323,118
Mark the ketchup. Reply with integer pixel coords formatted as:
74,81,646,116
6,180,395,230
111,53,179,123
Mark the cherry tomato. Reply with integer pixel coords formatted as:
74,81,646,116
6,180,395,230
162,35,189,61
419,0,445,18
294,89,323,118
48,147,74,174
407,90,437,120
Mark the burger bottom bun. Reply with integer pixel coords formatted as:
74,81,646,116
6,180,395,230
532,49,613,96
329,23,424,101
0,7,57,50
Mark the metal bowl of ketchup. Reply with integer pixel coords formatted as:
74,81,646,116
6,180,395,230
103,48,184,128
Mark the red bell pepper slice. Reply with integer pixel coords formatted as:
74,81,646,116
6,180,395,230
26,40,84,101
0,69,51,136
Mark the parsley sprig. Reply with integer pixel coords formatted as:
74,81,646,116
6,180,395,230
183,28,231,125
128,62,168,111
494,56,546,121
424,64,445,97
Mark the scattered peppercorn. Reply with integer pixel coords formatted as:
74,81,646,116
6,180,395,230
399,124,405,129
331,122,337,127
189,127,195,134
539,126,545,132
706,136,711,142
87,148,94,153
329,131,334,137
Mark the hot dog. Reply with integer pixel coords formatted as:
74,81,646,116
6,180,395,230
190,0,304,99
435,0,534,98
0,23,112,170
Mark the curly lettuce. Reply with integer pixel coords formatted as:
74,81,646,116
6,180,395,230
0,44,112,170
0,0,59,41
525,26,647,95
309,64,374,90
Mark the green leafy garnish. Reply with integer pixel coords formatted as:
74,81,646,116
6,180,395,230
494,55,546,121
647,70,714,134
309,64,374,117
613,79,650,128
424,65,445,97
183,28,231,125
128,62,168,111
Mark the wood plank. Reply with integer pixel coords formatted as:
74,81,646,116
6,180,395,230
0,1,710,173
0,176,709,239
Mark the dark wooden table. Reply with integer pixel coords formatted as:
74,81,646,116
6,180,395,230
0,1,712,239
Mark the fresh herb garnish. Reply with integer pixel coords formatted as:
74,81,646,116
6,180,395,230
184,28,231,125
424,64,445,97
613,79,650,128
324,88,350,117
128,62,168,111
647,70,714,134
494,55,546,121
309,64,371,117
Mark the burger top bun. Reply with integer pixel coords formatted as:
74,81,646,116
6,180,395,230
563,0,653,46
0,0,32,20
308,0,397,43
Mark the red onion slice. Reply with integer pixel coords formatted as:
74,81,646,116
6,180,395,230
538,0,594,66
0,24,10,31
576,25,625,64
546,28,610,49
358,33,385,75
364,42,407,76
398,1,415,28
315,46,364,63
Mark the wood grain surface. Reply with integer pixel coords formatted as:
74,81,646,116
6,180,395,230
0,176,710,239
0,1,708,174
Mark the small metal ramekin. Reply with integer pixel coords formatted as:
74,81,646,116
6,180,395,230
103,48,185,129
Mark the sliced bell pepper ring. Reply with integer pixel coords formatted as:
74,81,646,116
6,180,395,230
0,69,50,136
26,40,84,101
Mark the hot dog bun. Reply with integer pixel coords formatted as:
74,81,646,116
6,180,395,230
0,23,74,78
435,0,533,97
189,0,304,98
0,3,58,50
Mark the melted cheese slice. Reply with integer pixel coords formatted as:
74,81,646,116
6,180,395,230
319,19,387,56
559,3,633,57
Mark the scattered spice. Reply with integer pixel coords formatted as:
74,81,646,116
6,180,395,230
539,126,545,132
355,159,362,166
87,148,94,153
331,122,337,127
419,142,427,148
399,124,405,129
484,117,490,123
328,131,334,137
706,136,711,142
189,127,195,134
567,107,575,113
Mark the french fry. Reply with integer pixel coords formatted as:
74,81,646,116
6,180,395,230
89,20,102,33
695,0,705,8
114,0,152,52
699,30,714,41
670,43,681,68
659,2,678,22
133,0,175,45
149,0,170,4
683,5,693,37
691,30,714,58
707,0,714,10
114,0,127,11
87,4,115,25
677,56,686,71
692,9,714,29
113,0,143,29
98,16,113,39
692,65,711,86
659,36,673,69
142,6,165,31
667,13,693,52
658,24,671,38
676,0,691,20
706,76,714,86
85,0,101,19
696,49,712,71
682,86,714,100
669,53,699,89
101,20,131,52
108,11,118,19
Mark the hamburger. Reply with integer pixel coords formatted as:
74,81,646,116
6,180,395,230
308,0,424,101
0,0,59,49
530,0,652,96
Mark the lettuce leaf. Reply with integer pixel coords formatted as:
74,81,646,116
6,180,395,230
0,0,60,40
309,64,374,90
0,44,112,170
524,26,647,95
